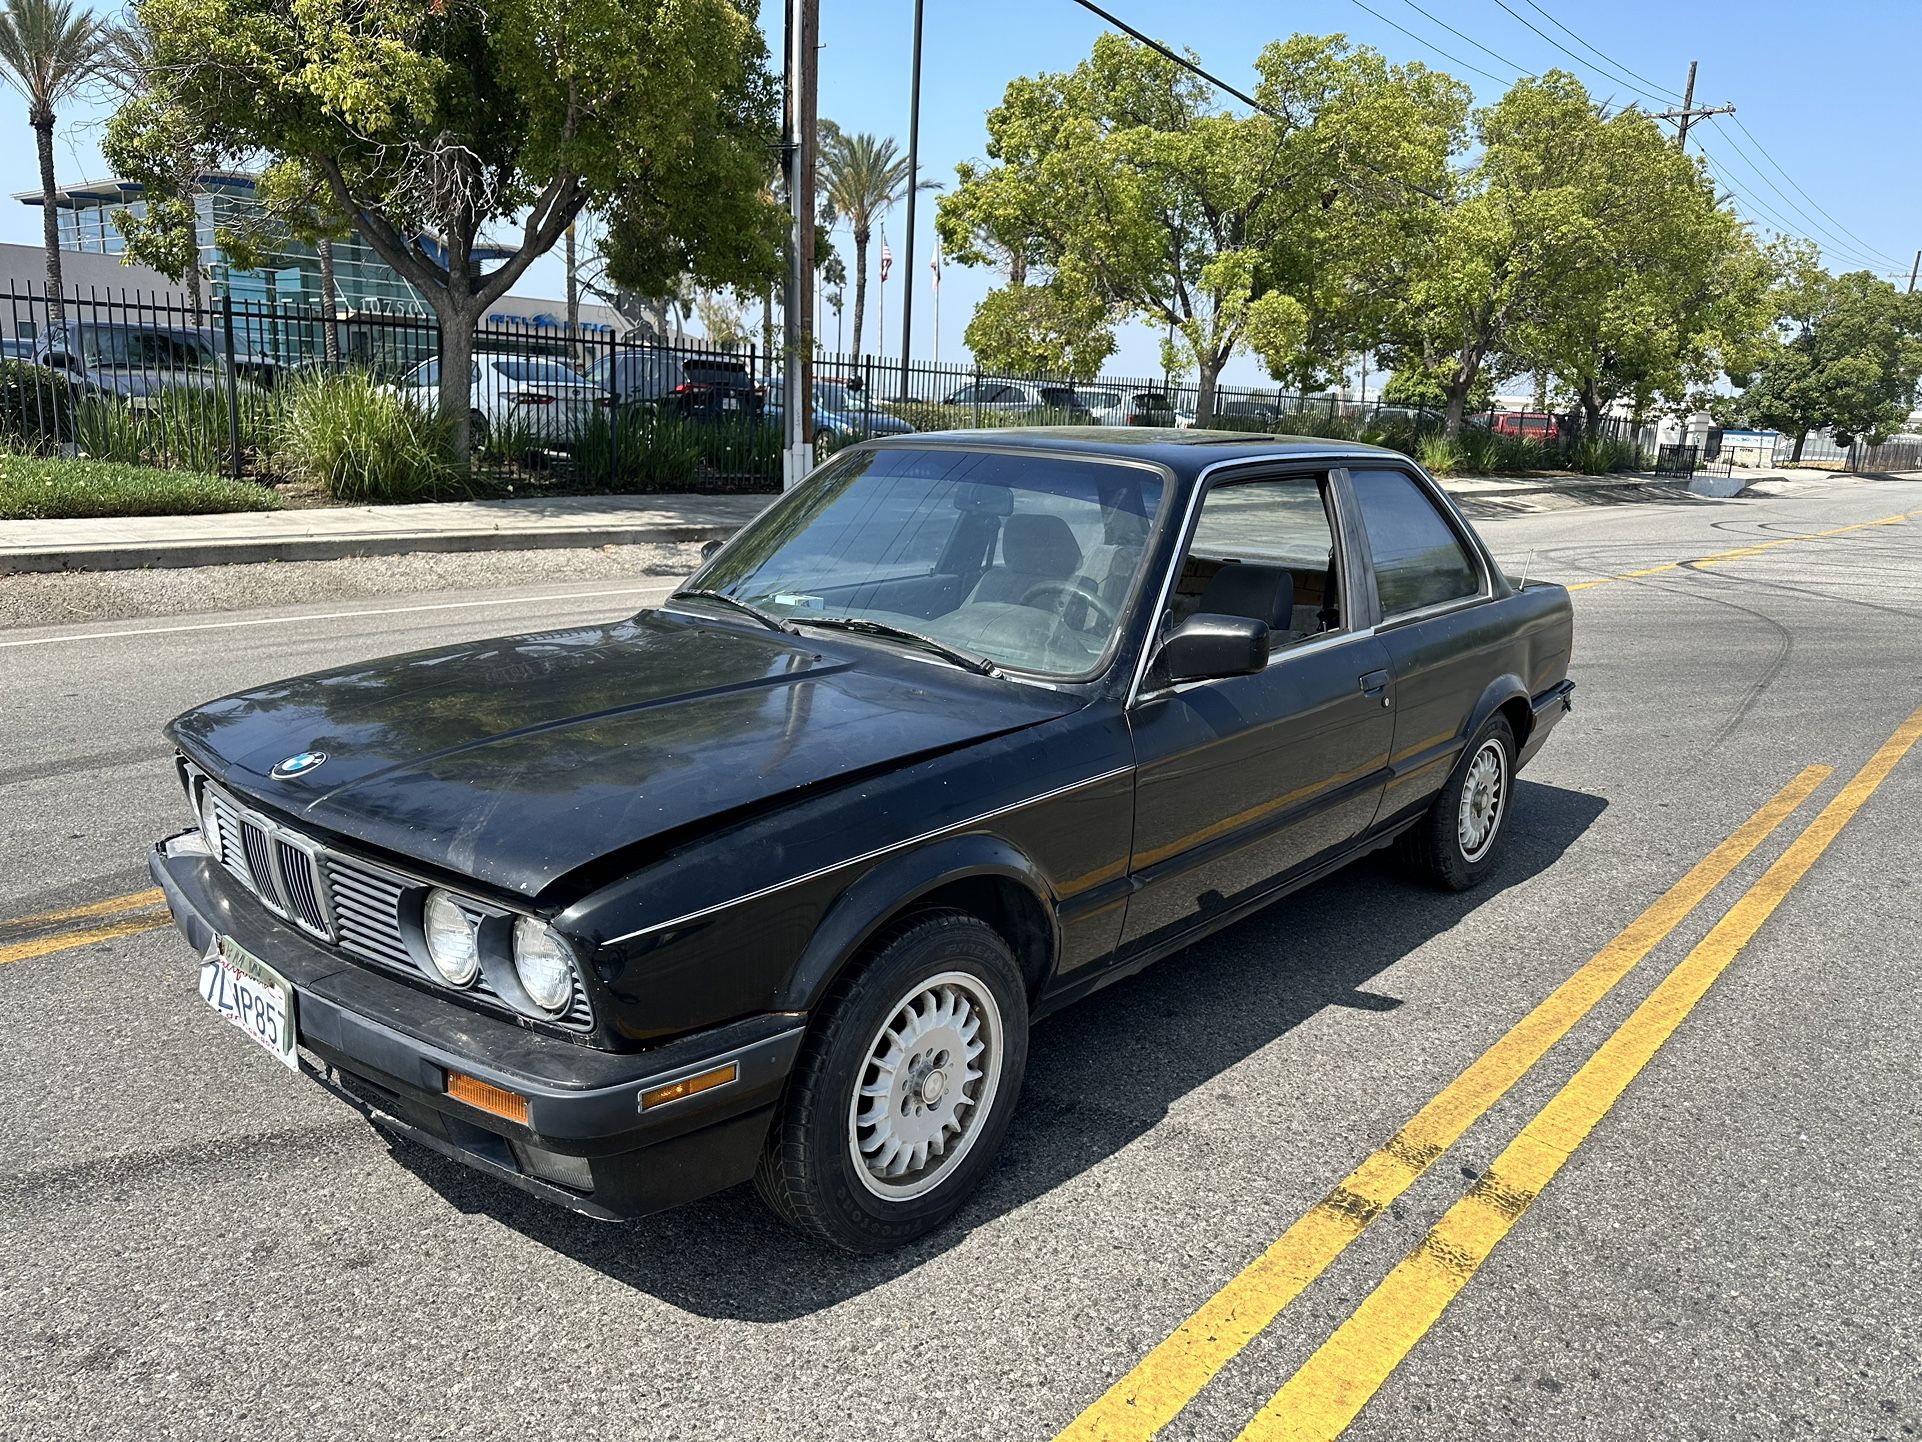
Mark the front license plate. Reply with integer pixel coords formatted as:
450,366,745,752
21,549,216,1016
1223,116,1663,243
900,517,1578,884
722,396,739,410
199,936,298,1071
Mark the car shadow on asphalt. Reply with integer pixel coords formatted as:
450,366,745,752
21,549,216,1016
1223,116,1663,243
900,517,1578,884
388,777,1606,1320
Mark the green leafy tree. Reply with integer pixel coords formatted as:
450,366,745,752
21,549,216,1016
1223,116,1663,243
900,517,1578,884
106,0,785,457
938,32,1465,423
1379,356,1492,412
1383,72,1668,437
817,127,924,358
962,282,1114,379
1733,266,1922,460
1507,104,1764,434
0,0,107,325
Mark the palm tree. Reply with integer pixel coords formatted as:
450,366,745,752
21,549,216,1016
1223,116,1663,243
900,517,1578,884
0,0,106,327
817,129,920,359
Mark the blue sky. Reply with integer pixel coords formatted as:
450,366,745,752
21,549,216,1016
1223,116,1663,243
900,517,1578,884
7,0,1917,386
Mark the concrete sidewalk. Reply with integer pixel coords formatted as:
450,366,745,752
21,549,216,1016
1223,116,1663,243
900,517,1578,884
0,492,771,574
0,467,1762,575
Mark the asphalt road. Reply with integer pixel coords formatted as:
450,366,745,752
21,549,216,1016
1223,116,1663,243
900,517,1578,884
3,471,1919,1441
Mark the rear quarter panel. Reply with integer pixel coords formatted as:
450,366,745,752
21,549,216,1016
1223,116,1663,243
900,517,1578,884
1376,582,1573,823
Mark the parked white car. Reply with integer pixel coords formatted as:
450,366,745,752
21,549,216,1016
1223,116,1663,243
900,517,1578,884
394,353,602,449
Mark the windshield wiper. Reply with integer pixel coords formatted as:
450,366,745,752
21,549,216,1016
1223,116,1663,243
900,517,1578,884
672,588,793,634
791,615,1002,677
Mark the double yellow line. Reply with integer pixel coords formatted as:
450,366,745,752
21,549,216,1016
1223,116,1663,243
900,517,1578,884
1566,511,1910,591
0,887,170,966
1063,701,1922,1442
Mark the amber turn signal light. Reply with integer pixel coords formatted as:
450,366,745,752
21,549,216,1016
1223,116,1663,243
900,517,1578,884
446,1070,531,1125
640,1062,738,1111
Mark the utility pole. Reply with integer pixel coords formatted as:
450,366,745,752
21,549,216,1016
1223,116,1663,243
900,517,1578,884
1653,61,1735,150
897,0,925,399
781,0,819,489
1908,250,1919,294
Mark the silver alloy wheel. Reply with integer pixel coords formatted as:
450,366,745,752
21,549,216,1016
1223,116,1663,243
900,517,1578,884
847,970,1004,1201
1457,737,1508,863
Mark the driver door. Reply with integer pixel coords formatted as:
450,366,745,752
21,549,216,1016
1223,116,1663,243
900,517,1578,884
1119,469,1395,957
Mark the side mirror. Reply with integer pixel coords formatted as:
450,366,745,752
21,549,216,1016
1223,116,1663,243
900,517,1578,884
699,538,724,562
1157,613,1271,684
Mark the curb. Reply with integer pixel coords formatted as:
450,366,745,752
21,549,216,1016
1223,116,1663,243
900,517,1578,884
0,519,739,575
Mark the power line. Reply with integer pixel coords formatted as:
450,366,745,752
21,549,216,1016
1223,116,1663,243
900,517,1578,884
1702,129,1895,272
1062,0,1450,202
1512,0,1685,102
1483,0,1677,105
1710,123,1882,265
1694,134,1892,273
1364,0,1529,85
1728,114,1904,268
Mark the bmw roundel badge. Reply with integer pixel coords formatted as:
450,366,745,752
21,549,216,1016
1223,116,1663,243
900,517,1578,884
271,750,328,780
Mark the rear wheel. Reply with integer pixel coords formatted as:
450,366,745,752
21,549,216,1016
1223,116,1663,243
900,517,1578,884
1399,714,1515,891
754,911,1028,1252
468,409,490,451
813,428,837,463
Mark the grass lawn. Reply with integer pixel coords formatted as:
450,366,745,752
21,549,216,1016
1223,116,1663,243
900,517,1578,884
0,453,283,521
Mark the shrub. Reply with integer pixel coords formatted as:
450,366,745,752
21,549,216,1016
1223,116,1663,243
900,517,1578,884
1416,431,1464,474
0,451,281,520
273,370,463,503
71,384,267,473
1567,436,1645,474
572,405,701,490
0,360,77,451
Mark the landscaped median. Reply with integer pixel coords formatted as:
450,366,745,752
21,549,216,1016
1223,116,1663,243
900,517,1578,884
0,453,282,522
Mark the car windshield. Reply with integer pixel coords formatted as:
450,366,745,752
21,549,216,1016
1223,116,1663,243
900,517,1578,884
816,382,863,411
688,446,1167,679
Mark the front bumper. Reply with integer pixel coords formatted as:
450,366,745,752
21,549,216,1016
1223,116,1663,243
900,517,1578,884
151,833,803,1220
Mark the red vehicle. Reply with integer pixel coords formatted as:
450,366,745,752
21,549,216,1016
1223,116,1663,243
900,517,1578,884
1491,411,1562,441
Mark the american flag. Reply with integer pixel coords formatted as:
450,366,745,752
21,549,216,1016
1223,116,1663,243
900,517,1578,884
879,234,893,284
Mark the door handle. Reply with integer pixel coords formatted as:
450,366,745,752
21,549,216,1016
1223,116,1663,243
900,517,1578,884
1359,669,1391,704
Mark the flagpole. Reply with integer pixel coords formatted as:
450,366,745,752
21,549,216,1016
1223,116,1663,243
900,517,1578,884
878,225,886,364
897,0,924,399
931,241,941,366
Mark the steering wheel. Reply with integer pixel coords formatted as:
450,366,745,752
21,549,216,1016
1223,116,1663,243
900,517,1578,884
1020,579,1119,635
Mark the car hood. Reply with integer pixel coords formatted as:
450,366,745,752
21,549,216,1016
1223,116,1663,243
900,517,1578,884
169,609,1078,899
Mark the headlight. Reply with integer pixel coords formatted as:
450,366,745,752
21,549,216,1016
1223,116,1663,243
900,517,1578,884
422,889,481,987
197,784,222,853
512,916,575,1014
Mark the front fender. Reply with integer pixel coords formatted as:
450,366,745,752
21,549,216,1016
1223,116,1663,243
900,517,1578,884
774,833,1060,1013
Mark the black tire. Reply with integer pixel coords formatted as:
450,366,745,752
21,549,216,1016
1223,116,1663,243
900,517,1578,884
469,410,490,450
812,427,836,463
754,910,1029,1253
1399,714,1517,891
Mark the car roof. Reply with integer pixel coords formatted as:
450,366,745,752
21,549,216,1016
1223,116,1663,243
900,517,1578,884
864,426,1409,480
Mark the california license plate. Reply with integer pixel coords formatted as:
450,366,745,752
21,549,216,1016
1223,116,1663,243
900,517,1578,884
199,936,298,1071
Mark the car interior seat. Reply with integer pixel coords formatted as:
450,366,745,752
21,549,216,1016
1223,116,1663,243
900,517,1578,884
968,513,1085,608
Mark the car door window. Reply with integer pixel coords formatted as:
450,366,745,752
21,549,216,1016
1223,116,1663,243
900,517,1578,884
1349,468,1482,617
1170,474,1342,648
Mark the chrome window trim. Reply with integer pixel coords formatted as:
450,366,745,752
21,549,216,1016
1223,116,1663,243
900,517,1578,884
1351,461,1495,625
606,764,1136,945
1125,450,1370,708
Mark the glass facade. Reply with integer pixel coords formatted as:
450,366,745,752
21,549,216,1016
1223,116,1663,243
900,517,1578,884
53,177,429,313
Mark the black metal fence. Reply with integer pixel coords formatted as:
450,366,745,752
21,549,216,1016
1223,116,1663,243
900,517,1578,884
1,286,1659,498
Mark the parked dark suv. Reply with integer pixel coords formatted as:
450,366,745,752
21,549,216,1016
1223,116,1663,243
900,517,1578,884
586,348,763,420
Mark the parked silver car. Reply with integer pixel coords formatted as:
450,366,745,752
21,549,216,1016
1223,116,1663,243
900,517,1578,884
394,353,602,449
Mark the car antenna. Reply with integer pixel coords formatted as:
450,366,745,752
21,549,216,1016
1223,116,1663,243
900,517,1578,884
1516,549,1535,590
